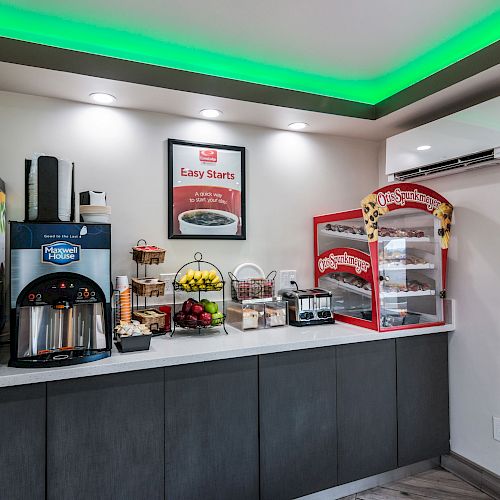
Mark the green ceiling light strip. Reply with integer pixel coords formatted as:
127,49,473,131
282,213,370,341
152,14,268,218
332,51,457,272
0,3,374,103
370,10,500,101
0,3,499,105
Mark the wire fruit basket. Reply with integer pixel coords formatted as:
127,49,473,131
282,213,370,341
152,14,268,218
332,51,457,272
228,271,276,302
172,252,228,335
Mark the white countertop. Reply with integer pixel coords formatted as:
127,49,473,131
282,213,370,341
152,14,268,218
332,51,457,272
0,320,454,388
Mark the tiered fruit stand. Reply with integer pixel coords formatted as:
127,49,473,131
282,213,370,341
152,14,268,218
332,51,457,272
172,252,228,336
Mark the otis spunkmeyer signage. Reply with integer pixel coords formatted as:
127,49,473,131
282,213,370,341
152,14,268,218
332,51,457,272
168,139,246,240
316,247,372,281
318,251,370,274
376,186,441,212
361,182,453,248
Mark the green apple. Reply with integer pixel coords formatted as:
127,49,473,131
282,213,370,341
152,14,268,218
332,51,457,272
211,312,224,326
200,298,210,306
204,301,218,314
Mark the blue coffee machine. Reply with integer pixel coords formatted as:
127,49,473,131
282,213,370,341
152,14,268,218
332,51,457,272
9,222,112,367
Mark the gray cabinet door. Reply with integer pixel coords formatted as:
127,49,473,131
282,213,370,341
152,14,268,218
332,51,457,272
259,347,337,500
337,340,398,484
165,356,259,500
47,369,164,500
397,333,450,466
0,383,46,500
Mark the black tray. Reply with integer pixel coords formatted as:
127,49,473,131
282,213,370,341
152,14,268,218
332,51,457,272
115,334,152,353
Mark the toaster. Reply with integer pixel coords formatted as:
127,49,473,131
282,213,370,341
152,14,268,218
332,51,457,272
280,287,335,327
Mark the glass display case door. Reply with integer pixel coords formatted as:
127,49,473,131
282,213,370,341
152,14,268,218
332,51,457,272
377,210,444,329
314,209,368,268
315,247,376,330
361,182,453,331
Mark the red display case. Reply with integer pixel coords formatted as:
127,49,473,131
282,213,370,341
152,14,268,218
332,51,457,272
314,183,453,331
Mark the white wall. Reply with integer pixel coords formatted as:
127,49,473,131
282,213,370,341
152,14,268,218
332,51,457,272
0,91,379,295
379,143,500,476
3,88,497,476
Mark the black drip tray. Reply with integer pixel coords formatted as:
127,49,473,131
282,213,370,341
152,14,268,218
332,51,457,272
9,349,110,368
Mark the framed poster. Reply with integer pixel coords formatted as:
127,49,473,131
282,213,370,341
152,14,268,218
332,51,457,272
168,139,246,239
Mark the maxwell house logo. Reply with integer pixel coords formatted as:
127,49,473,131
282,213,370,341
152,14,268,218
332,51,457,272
42,241,80,265
199,149,218,163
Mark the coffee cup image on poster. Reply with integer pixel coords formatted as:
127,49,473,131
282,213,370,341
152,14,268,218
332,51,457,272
169,142,244,237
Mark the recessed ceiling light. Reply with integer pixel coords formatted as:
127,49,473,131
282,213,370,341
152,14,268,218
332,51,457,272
89,93,116,105
288,122,308,131
200,109,222,118
417,145,431,151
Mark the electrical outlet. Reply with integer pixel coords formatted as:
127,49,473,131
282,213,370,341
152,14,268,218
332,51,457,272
278,270,297,292
493,416,500,442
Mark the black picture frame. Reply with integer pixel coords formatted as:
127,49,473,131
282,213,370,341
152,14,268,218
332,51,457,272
168,139,246,240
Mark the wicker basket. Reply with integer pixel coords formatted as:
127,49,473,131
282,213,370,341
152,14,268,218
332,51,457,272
132,309,166,332
132,245,166,265
131,278,165,297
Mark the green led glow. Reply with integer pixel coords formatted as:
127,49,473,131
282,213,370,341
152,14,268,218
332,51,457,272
0,3,499,105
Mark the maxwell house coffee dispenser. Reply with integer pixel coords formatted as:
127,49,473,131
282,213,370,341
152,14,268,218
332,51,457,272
9,222,112,367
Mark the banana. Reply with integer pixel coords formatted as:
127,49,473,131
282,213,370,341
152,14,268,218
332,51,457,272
183,285,191,292
211,275,220,284
179,275,188,284
201,270,209,280
189,279,196,285
196,278,204,285
186,269,195,280
194,270,202,280
208,270,217,280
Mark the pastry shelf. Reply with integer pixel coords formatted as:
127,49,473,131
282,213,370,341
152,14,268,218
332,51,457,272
380,289,436,298
379,263,435,271
321,229,432,243
379,236,432,243
320,229,367,241
322,275,372,297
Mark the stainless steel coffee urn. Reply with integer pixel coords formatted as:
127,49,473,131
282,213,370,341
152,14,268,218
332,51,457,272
9,222,112,367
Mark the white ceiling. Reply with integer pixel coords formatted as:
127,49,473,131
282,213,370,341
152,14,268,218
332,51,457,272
5,0,499,80
0,61,499,140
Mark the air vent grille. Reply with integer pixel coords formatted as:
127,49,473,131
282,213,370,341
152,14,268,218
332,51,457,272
395,149,498,181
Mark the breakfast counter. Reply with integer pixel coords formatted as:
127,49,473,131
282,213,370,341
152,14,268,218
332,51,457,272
0,319,453,500
0,319,454,388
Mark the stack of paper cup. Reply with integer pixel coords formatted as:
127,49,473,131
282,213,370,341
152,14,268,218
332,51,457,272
27,154,73,221
116,276,131,323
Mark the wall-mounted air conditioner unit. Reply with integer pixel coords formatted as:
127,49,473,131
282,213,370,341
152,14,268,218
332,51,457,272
386,96,500,182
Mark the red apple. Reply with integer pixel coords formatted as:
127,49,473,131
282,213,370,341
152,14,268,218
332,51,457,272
174,311,186,326
191,304,204,316
182,298,197,314
198,311,212,326
185,313,198,328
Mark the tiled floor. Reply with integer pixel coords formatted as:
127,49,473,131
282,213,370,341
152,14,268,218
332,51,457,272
341,468,493,499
